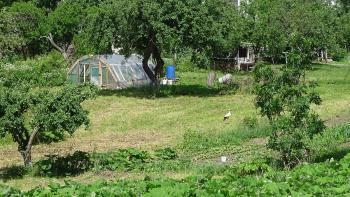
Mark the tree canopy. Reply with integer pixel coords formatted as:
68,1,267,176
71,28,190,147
0,0,349,66
0,83,97,166
81,0,242,82
242,0,347,63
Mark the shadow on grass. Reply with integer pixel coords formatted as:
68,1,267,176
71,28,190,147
98,84,239,99
310,62,350,71
0,151,92,181
0,166,28,182
34,151,92,178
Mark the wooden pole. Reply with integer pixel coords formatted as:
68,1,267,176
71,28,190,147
99,59,102,87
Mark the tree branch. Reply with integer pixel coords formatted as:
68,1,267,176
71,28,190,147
25,126,39,155
152,44,164,81
42,33,65,54
142,34,157,82
142,47,156,82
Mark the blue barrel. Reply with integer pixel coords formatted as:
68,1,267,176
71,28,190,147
166,65,176,79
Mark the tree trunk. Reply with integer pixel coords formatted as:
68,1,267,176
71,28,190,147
142,34,164,88
152,45,164,83
142,47,156,83
19,127,39,167
20,151,32,167
43,33,72,61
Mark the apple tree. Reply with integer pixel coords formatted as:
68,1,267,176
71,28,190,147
0,83,97,167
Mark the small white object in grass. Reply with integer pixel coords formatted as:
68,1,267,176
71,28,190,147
223,110,232,121
218,74,233,84
220,156,227,163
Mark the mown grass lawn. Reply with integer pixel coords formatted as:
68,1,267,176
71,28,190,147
1,58,350,190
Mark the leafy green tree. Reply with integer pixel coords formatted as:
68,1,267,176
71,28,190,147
0,1,48,59
243,0,346,63
84,0,242,84
0,9,24,59
339,0,350,12
41,0,86,60
242,0,288,63
34,0,61,11
0,84,96,167
7,1,46,58
254,34,325,169
0,0,18,8
341,12,350,49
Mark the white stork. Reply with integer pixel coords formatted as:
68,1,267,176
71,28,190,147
223,110,232,121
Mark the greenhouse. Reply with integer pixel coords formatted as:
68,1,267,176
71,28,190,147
68,54,154,89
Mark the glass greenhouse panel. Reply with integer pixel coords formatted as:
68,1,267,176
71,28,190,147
91,67,99,85
68,54,153,89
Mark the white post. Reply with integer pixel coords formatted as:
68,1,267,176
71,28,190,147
83,65,86,82
247,47,250,62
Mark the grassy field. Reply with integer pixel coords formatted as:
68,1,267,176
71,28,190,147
1,56,350,190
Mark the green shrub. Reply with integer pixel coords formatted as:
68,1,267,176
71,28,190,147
254,36,326,168
0,185,22,196
154,148,178,160
34,151,92,177
330,46,347,61
236,158,271,175
0,52,67,88
176,56,199,72
91,148,151,171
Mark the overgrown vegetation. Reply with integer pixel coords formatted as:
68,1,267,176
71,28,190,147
2,151,350,196
0,0,350,194
0,148,181,178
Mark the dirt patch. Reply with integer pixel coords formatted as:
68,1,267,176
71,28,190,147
247,137,267,146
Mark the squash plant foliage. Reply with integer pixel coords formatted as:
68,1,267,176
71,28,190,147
254,34,325,169
0,83,97,167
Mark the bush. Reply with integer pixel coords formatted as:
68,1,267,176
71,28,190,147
154,148,178,160
330,46,347,61
254,36,326,169
0,52,67,88
34,151,92,177
91,148,151,171
176,56,200,72
236,158,271,175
